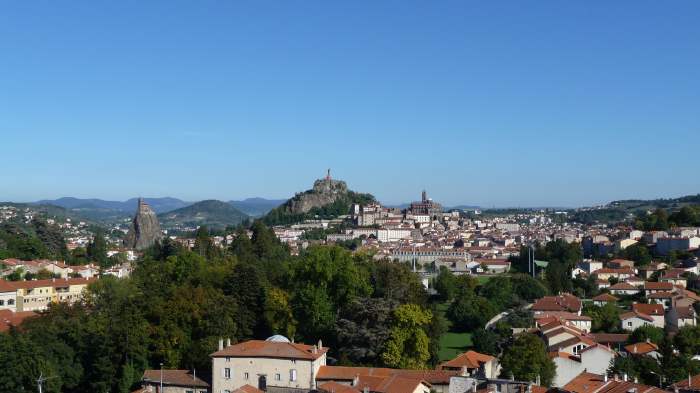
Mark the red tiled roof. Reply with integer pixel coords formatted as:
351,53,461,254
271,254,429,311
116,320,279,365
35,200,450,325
142,370,209,388
644,282,674,290
0,277,95,292
318,382,360,393
233,384,265,393
210,340,328,360
624,342,659,355
316,366,456,385
0,310,37,332
532,294,582,313
440,350,494,370
564,372,669,393
592,293,619,302
632,303,664,316
673,374,700,390
619,311,654,322
609,282,637,290
590,333,629,344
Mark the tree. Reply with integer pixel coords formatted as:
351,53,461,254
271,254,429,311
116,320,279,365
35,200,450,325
628,325,665,345
369,260,427,306
0,330,61,392
292,284,335,342
335,298,398,366
292,245,371,307
500,333,556,386
674,325,700,356
510,274,549,302
87,228,109,268
447,296,498,331
225,262,267,339
472,328,500,356
263,287,296,339
621,243,652,267
380,304,432,369
193,226,221,259
479,276,514,309
583,304,621,333
545,261,572,294
434,266,457,301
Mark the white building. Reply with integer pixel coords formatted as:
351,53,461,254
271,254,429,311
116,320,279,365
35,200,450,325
210,336,327,393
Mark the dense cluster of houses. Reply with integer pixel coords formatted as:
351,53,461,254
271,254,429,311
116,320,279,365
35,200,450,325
132,336,506,393
131,333,700,393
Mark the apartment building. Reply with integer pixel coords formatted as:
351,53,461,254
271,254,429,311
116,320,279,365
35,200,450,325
0,277,94,312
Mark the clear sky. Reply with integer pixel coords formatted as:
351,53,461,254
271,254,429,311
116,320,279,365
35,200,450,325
1,1,699,207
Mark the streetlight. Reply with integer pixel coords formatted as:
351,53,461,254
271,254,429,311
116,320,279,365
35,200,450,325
160,362,164,393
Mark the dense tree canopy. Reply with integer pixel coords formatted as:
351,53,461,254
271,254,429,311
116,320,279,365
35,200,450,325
500,333,556,387
0,221,440,392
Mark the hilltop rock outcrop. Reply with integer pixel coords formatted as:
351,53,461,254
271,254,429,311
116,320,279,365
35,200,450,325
287,177,349,214
124,198,163,250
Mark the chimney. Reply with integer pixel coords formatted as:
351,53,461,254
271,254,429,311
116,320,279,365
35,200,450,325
633,345,637,354
623,373,628,382
352,375,359,387
312,345,318,354
218,338,224,351
461,366,469,377
226,338,231,347
318,339,323,349
536,375,541,386
363,386,369,393
604,374,608,382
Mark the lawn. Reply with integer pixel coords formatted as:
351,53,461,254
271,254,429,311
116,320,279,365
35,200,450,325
438,331,473,361
435,302,474,361
476,275,492,284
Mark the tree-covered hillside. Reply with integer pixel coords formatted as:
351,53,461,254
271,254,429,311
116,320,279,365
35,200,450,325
263,191,375,226
158,200,249,229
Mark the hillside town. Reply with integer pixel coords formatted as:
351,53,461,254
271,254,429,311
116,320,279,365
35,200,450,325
2,185,700,393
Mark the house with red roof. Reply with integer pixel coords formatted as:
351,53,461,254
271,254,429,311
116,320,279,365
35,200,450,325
532,294,582,316
672,373,700,393
563,371,669,393
135,369,210,393
210,336,328,393
438,350,500,379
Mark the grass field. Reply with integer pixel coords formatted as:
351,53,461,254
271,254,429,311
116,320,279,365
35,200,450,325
438,331,473,361
476,275,492,284
435,302,474,361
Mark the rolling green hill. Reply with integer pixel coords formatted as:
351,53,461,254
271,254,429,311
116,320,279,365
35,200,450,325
570,193,700,225
157,200,248,229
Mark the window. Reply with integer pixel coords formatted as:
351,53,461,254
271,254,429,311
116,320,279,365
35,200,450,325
627,321,632,327
186,390,194,393
244,372,249,380
290,369,297,382
275,373,281,381
0,300,4,306
8,299,13,305
226,357,231,362
224,368,231,379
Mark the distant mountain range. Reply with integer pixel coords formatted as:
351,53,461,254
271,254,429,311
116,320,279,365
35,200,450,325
229,198,286,217
158,200,249,229
35,197,190,215
33,197,285,221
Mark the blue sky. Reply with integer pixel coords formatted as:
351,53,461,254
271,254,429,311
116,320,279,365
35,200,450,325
1,1,699,207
